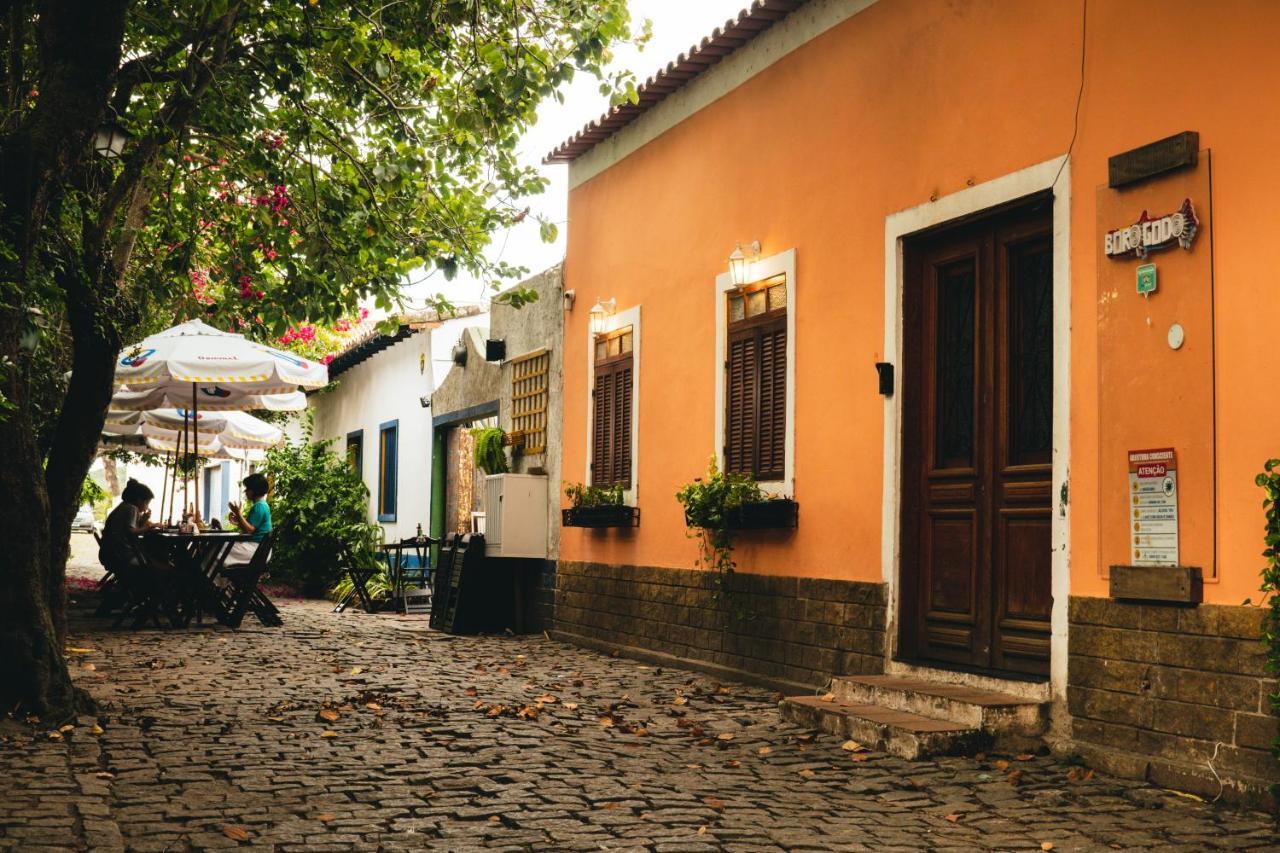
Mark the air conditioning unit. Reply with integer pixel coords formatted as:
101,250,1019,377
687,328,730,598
483,474,548,558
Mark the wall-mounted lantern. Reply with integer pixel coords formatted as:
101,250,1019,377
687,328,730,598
728,240,761,288
451,340,468,367
588,297,616,336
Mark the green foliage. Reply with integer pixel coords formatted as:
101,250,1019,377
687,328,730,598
79,477,108,510
471,427,508,475
675,456,764,618
263,423,381,596
564,482,623,508
1252,460,1280,767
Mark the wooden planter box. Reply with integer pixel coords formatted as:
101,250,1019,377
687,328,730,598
725,499,799,530
562,505,640,529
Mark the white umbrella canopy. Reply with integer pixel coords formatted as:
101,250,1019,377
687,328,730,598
109,386,308,412
114,318,328,393
141,409,284,450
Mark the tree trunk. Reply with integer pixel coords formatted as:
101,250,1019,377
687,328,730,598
103,456,119,497
0,308,83,722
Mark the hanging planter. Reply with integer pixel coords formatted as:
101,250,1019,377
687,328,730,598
562,505,640,528
722,498,798,530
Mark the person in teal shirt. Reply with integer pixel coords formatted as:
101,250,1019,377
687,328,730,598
226,472,272,565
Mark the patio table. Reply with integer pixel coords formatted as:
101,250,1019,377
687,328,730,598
146,530,261,627
382,535,436,615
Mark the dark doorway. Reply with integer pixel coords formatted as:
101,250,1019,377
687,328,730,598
900,197,1054,678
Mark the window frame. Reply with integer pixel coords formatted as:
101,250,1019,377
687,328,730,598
346,429,364,480
583,304,641,505
714,248,796,497
377,419,398,522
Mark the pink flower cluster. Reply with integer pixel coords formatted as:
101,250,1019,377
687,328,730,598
189,269,215,305
252,184,290,215
321,354,335,365
278,324,316,346
238,274,264,301
334,318,351,332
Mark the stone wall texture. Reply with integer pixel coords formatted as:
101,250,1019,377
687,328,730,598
554,561,887,689
1068,596,1280,807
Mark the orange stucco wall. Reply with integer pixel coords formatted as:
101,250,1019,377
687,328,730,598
559,0,1280,607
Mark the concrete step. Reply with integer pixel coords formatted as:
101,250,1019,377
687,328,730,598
779,695,988,760
831,675,1047,737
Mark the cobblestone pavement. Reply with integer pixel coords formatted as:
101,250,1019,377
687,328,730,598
0,546,1275,851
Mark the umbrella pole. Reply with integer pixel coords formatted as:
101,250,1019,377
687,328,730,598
160,451,171,524
192,383,199,524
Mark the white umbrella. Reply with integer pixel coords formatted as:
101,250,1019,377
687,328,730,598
109,387,308,412
114,318,328,393
141,409,284,450
112,319,323,520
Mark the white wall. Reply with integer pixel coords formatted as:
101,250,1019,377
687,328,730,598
311,316,481,542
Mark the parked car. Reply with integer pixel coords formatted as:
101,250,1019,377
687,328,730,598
72,505,97,533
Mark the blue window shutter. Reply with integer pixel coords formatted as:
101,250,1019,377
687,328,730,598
378,420,398,522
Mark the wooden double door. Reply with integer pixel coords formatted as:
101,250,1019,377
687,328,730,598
901,199,1054,678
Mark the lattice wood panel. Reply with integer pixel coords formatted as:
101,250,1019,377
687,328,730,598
511,349,550,453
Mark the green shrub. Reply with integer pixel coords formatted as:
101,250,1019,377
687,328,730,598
471,426,508,474
564,482,623,508
263,424,381,596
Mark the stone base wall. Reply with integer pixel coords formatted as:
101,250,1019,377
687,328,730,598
1068,596,1279,808
555,561,886,689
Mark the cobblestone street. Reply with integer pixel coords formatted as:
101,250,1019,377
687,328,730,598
0,546,1275,850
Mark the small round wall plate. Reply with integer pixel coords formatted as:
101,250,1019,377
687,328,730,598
1167,322,1185,350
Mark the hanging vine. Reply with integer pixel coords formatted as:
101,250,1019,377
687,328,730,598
1252,459,1280,773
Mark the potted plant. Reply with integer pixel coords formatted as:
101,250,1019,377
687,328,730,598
562,482,639,528
471,426,509,475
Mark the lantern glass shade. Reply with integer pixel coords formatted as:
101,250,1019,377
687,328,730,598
728,242,750,288
588,300,608,336
93,121,130,159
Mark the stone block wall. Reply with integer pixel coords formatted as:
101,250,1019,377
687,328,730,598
1068,596,1279,807
555,561,886,689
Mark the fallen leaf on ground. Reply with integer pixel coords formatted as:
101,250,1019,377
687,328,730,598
95,771,114,779
464,686,478,697
535,694,557,704
598,802,621,810
702,796,726,810
717,732,734,741
488,815,500,822
58,724,74,733
698,826,708,836
516,705,540,720
850,753,870,763
820,692,835,702
563,702,579,711
349,666,363,675
46,731,62,741
598,716,614,728
673,695,688,706
1041,844,1054,851
90,724,104,735
82,663,96,671
798,768,815,778
1017,753,1034,761
317,813,335,823
320,730,338,738
1007,769,1024,785
65,647,95,655
757,746,772,756
994,759,1010,771
364,702,382,711
486,705,505,717
317,708,340,723
222,825,250,841
723,759,740,768
841,740,867,752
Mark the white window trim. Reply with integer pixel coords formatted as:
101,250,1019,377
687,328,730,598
583,304,641,506
714,248,797,498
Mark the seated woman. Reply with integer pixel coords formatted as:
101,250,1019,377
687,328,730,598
99,478,160,576
225,473,272,567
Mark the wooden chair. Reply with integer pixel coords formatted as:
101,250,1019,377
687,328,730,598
216,532,280,629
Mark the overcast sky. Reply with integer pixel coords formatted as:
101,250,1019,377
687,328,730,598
400,0,748,311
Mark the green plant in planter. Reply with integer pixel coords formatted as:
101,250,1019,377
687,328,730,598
564,482,624,508
675,456,763,618
1252,459,1280,777
471,427,508,475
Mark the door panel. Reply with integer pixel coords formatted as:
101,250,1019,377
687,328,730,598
902,200,1053,678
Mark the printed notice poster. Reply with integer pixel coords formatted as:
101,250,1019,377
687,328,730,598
1128,448,1179,566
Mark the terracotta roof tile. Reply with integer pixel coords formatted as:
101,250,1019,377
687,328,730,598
544,0,807,164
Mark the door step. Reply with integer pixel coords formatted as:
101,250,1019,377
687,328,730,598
781,695,986,759
780,675,1047,760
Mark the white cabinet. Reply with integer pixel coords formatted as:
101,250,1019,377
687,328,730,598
483,474,548,558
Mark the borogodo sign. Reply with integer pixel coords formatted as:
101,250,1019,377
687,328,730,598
1104,198,1199,259
1128,448,1179,566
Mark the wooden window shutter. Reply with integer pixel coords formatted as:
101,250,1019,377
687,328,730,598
615,360,633,488
592,369,614,487
757,320,786,481
725,330,759,475
592,352,633,489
